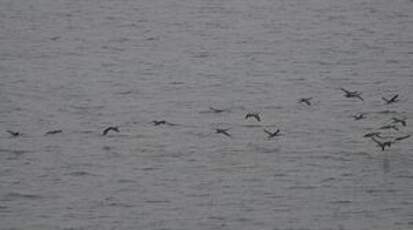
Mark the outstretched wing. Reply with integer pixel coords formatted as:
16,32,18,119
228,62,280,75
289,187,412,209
390,94,399,102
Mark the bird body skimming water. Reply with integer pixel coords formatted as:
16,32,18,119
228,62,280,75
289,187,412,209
340,88,364,101
382,94,399,104
216,128,231,137
6,130,20,137
245,113,261,122
298,97,313,106
264,129,281,139
102,126,119,136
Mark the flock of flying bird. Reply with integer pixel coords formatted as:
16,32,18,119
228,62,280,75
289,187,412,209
5,88,410,152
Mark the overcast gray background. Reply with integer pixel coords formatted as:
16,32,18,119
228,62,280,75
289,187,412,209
0,0,412,229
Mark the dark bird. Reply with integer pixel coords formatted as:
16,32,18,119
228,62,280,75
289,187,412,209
363,132,383,138
245,113,261,122
102,126,119,136
379,124,399,131
382,94,399,104
394,135,411,142
391,117,407,127
352,113,367,120
152,120,167,126
264,129,281,139
6,130,20,137
152,120,176,126
340,88,364,101
209,107,226,113
298,97,313,106
370,137,393,151
216,128,231,137
45,130,63,135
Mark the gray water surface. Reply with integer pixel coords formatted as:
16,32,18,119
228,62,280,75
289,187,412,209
1,0,412,229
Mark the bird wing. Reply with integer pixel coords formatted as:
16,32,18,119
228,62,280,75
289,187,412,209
263,129,272,136
356,95,364,101
390,94,399,101
340,88,350,94
395,135,410,141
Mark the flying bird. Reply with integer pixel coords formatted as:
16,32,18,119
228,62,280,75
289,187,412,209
352,113,367,120
245,113,261,122
364,132,383,138
209,107,226,113
379,124,399,131
298,97,313,106
340,88,364,101
391,117,406,127
264,129,281,139
215,128,231,137
394,135,410,142
382,94,399,104
102,126,120,136
6,130,20,137
152,120,167,126
370,137,393,151
45,130,63,135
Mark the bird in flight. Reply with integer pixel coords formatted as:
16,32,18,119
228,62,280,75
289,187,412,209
391,117,406,127
152,120,167,126
152,120,176,126
394,135,410,142
245,113,261,122
209,107,226,113
102,126,120,136
352,113,367,120
340,88,364,101
379,124,399,131
370,137,393,151
264,129,281,139
298,97,313,106
216,128,231,137
6,130,20,137
382,94,399,104
363,132,383,138
45,130,63,135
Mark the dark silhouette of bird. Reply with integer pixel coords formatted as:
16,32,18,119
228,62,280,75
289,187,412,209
370,137,393,151
45,130,63,135
364,132,383,138
102,126,119,136
264,129,281,139
379,124,399,131
216,128,231,137
352,113,367,120
394,135,410,142
209,107,226,113
6,130,20,137
391,117,406,127
152,120,167,126
298,97,313,106
152,120,176,126
382,94,399,104
340,88,364,101
245,113,261,122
